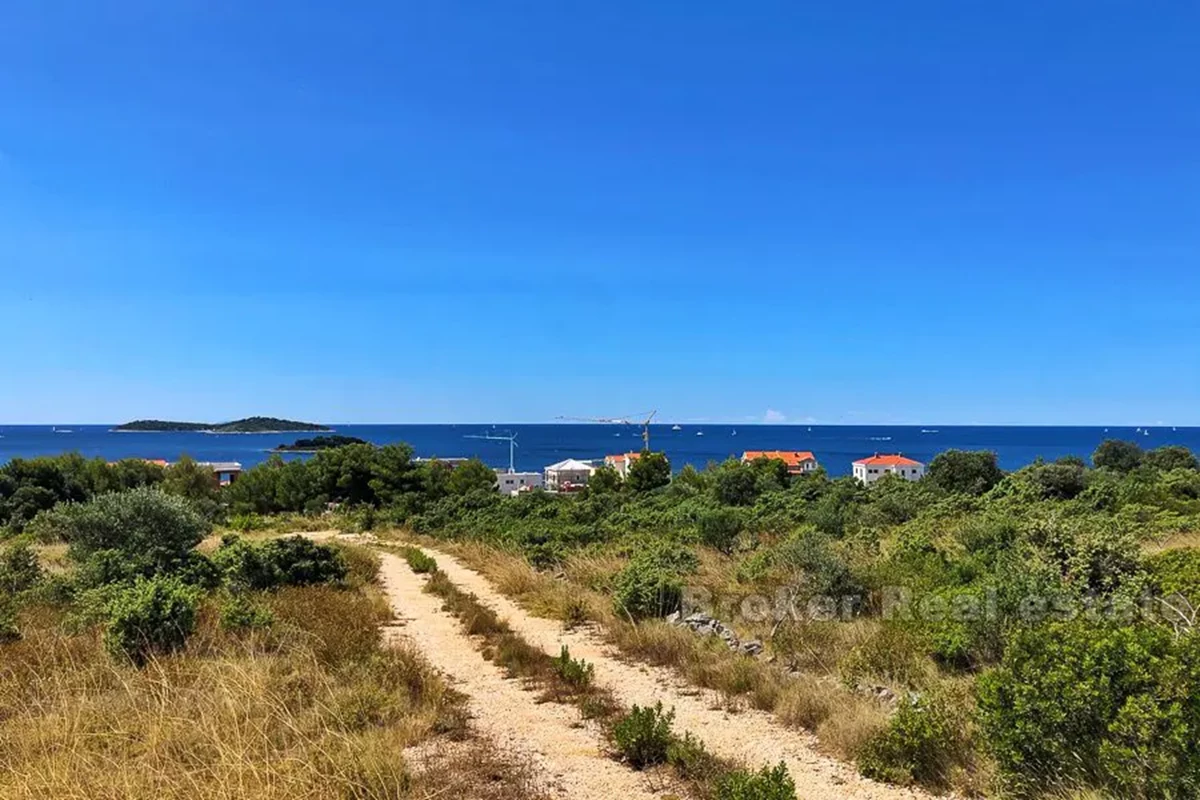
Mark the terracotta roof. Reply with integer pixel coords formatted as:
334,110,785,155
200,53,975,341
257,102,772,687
853,454,923,467
742,450,816,466
604,452,642,464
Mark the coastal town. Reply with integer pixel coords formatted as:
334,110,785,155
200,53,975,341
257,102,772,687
138,448,928,495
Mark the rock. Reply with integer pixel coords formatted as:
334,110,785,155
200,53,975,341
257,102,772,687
740,640,764,656
664,611,682,625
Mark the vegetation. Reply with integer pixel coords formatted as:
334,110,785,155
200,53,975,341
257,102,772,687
274,434,368,451
6,435,1200,798
0,509,539,798
114,416,330,433
612,702,675,768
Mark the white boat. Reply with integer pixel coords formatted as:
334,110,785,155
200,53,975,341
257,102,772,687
807,427,812,432
731,429,737,436
921,429,938,434
696,431,704,436
52,426,73,434
671,424,682,431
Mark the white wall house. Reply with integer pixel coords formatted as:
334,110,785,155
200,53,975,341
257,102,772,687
603,451,642,479
741,450,819,475
497,471,544,495
852,454,925,484
544,458,596,491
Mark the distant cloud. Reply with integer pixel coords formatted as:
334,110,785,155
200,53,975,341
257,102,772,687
763,409,787,424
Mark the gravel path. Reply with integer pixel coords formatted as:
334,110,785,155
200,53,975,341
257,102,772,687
373,548,665,800
399,541,942,800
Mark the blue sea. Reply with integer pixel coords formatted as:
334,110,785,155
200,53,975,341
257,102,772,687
1,424,1198,477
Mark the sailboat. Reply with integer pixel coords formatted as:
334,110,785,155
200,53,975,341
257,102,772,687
731,429,737,437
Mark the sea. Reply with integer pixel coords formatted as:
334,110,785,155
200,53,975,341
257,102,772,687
2,424,1198,477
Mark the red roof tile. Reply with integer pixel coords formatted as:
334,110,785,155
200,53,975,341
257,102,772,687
742,450,817,467
853,454,923,467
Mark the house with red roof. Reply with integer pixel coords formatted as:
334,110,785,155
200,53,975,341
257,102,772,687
852,453,925,484
603,451,643,479
741,450,819,476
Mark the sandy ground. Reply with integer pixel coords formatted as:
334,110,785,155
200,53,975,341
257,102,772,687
389,539,943,800
372,547,667,800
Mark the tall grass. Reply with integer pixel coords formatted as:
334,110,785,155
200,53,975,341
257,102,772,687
0,572,542,800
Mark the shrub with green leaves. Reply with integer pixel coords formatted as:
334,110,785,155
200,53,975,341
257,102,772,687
551,645,594,690
102,576,200,666
30,487,209,580
219,592,275,632
402,546,438,574
612,544,698,619
978,619,1200,798
715,762,796,800
0,541,42,594
0,599,19,643
859,695,956,787
1146,548,1200,607
612,701,675,768
215,535,347,590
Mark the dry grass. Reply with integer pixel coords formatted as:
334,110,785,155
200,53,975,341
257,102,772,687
405,534,895,765
1143,529,1200,554
0,572,542,800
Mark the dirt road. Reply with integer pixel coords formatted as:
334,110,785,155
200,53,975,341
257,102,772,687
391,540,941,800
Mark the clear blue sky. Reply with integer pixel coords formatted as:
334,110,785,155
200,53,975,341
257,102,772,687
1,1,1197,425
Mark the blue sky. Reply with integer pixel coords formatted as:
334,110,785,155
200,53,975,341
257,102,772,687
1,1,1197,425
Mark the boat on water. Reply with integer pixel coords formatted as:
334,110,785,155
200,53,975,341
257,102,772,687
52,426,73,434
696,431,704,436
921,429,939,434
671,424,682,431
731,429,737,436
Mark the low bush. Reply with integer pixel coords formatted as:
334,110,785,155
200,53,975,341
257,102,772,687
402,545,438,574
978,619,1200,798
612,701,675,768
858,695,956,787
0,599,19,643
550,644,594,690
0,540,42,594
219,592,275,632
101,576,200,666
216,535,347,590
715,762,796,800
612,544,697,620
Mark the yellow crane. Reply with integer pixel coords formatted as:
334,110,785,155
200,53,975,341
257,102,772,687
557,410,658,451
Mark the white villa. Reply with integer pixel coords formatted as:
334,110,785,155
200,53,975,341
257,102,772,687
544,458,595,491
603,451,643,479
496,471,544,495
852,454,925,484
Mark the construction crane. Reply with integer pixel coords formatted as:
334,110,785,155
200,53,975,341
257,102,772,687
465,432,518,473
556,410,657,451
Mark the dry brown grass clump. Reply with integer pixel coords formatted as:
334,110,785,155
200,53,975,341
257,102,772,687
0,577,542,800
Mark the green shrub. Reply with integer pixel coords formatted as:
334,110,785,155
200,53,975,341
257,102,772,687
551,645,594,690
227,512,267,532
612,702,675,768
859,696,955,786
0,600,19,643
216,535,347,590
102,576,200,666
715,762,796,800
30,487,209,579
0,541,42,594
1146,548,1200,606
402,546,438,574
666,732,720,783
219,592,275,632
612,544,698,619
697,506,743,554
978,619,1199,797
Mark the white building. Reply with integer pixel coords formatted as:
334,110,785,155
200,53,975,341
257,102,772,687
544,458,595,491
603,451,642,479
852,454,925,484
497,471,544,495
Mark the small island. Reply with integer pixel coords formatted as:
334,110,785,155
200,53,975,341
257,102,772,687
272,435,367,452
113,416,332,434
